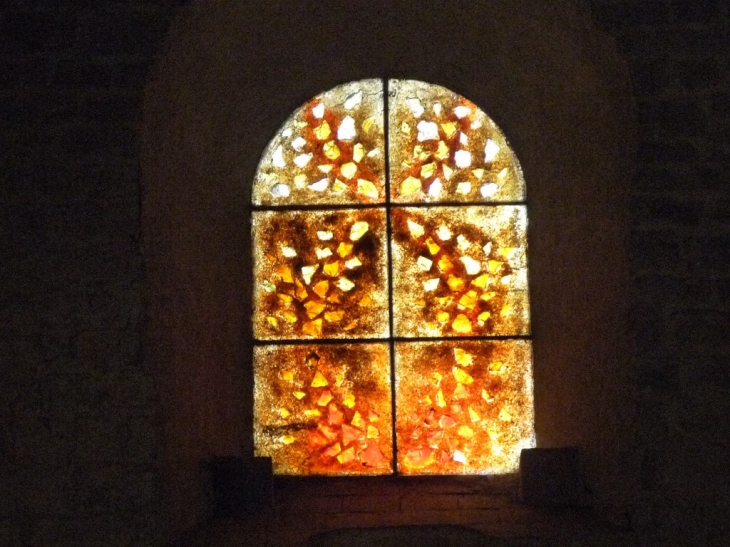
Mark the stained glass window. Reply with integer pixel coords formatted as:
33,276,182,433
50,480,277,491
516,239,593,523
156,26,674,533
252,79,534,475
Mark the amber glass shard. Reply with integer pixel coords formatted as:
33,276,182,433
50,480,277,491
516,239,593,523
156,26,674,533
253,209,389,340
253,343,393,475
253,80,385,206
395,340,534,475
391,206,530,337
388,80,525,203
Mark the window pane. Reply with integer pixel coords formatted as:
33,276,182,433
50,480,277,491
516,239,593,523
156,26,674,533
395,340,534,474
253,79,385,206
254,343,393,475
252,208,390,340
391,205,530,337
388,79,525,204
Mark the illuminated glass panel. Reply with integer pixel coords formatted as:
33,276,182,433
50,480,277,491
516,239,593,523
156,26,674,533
252,79,533,476
389,79,525,203
391,206,530,337
252,79,385,206
254,343,393,475
252,208,389,340
395,340,534,474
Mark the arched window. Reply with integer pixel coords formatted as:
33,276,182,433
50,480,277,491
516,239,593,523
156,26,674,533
251,79,533,475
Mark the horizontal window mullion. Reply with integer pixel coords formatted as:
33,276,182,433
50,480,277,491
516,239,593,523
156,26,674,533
253,335,532,346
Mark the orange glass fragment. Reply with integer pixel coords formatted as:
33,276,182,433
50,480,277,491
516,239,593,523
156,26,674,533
337,242,353,257
341,424,361,445
452,314,472,334
328,403,344,425
304,301,326,319
453,383,469,399
324,310,345,322
359,441,386,467
322,442,341,458
458,290,478,310
404,447,434,469
425,237,441,255
319,425,338,441
317,390,333,407
311,371,329,387
275,265,294,283
313,280,329,298
439,415,456,428
447,275,465,291
452,366,474,384
337,446,356,464
437,255,454,273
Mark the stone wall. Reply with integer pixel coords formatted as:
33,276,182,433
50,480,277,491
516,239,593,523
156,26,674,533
588,1,730,545
1,1,728,546
1,3,181,545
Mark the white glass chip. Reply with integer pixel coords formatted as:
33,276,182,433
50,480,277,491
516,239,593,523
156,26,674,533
416,120,439,142
343,90,362,110
484,139,500,162
308,178,329,192
337,116,357,141
270,183,290,198
454,150,472,168
291,137,306,151
294,153,313,168
480,182,499,198
272,145,285,168
406,98,424,117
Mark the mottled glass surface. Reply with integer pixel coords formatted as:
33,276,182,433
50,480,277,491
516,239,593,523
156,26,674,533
252,79,534,476
254,343,393,475
389,79,525,204
252,209,389,340
253,79,385,206
391,206,530,337
395,340,534,474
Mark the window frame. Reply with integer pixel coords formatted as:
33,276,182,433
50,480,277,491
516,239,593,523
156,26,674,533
251,78,535,476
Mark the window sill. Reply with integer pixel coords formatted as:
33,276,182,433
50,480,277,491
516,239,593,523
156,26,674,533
175,474,633,546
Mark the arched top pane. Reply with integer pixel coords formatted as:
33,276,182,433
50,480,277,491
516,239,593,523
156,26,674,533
252,79,385,206
389,79,525,203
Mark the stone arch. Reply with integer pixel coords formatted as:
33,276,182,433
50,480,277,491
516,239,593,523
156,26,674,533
142,0,635,539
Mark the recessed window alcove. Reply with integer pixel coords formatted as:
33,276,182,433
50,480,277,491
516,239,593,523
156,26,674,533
142,1,636,544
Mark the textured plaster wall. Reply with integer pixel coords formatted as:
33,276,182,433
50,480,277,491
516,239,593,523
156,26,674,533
1,0,729,546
